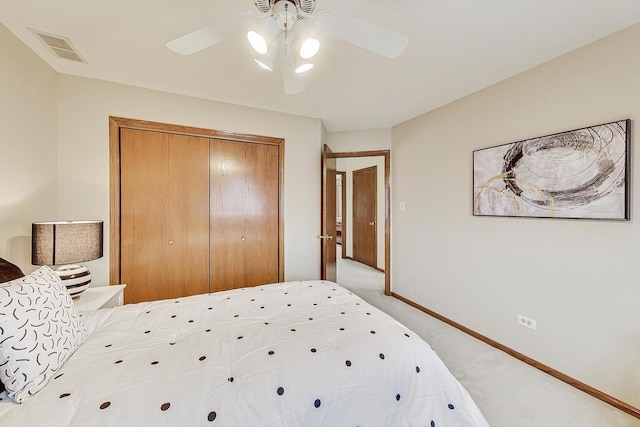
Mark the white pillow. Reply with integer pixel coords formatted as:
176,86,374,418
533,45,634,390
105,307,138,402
0,266,87,403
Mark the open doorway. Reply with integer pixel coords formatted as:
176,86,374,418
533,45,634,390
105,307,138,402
322,149,390,295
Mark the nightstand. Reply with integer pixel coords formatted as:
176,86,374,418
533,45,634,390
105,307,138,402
73,284,126,311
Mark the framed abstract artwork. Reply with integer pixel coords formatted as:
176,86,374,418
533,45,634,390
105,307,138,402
473,119,630,220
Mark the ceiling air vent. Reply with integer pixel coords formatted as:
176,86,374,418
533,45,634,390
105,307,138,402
30,28,88,64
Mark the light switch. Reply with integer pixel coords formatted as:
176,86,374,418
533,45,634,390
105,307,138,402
400,201,406,212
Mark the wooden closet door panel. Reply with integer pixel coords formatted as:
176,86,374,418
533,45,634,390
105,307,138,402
209,139,248,291
120,129,169,304
244,143,280,285
165,134,210,298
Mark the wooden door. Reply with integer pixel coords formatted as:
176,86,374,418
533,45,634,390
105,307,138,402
120,129,210,303
336,171,346,257
209,139,280,292
321,144,337,282
352,166,377,269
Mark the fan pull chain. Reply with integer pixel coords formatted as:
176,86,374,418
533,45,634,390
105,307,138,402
283,2,289,60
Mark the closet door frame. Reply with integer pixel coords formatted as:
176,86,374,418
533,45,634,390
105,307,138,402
109,116,285,287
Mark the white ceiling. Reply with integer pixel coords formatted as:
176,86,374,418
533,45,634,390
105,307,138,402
2,0,640,131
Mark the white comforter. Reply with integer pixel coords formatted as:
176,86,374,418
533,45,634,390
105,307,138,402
0,280,488,426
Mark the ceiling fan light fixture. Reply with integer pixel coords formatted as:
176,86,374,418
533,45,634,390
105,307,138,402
295,63,314,74
299,38,320,59
247,30,268,54
254,35,281,71
166,0,410,94
254,58,273,71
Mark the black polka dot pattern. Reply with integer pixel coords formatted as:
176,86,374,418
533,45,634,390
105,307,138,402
7,280,485,426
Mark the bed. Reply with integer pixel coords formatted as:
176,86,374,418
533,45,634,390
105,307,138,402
0,262,488,427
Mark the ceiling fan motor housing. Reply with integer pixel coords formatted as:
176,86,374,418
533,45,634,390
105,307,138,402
274,1,299,30
254,0,316,24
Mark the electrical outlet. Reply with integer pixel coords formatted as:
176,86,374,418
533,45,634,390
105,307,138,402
517,314,537,330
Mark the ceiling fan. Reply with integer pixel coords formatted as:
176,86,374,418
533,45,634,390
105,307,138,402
166,0,409,94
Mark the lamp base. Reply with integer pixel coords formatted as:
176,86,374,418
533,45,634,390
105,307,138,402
55,264,92,300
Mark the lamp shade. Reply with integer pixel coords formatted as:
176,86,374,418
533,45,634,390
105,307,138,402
32,220,103,266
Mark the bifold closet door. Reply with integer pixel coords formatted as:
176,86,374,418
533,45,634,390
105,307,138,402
209,139,280,292
120,129,210,303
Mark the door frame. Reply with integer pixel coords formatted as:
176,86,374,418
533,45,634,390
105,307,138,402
109,116,285,286
320,144,337,282
323,149,391,296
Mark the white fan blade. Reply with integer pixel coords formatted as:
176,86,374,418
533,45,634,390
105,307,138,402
314,11,409,58
283,59,305,94
167,14,251,55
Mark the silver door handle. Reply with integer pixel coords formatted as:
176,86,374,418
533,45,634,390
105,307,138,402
369,222,375,226
318,235,333,240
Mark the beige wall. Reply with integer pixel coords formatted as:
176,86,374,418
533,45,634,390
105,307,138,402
327,128,392,152
55,76,323,285
0,24,58,270
392,23,640,408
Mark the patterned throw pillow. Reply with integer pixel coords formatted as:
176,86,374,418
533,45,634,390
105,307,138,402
0,266,87,403
0,257,21,394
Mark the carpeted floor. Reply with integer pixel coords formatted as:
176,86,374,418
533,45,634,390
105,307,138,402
335,250,640,427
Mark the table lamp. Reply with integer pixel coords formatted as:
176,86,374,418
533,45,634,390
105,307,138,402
32,220,103,300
